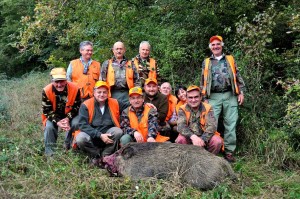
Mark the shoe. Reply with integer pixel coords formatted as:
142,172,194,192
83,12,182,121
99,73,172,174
225,153,236,163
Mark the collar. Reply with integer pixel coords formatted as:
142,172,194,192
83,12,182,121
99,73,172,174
136,54,150,62
210,53,225,60
80,56,93,64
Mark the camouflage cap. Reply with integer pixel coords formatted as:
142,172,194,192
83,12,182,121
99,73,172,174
50,68,67,81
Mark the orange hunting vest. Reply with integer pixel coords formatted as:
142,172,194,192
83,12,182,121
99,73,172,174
165,95,178,121
133,57,157,79
106,59,134,89
128,104,169,142
71,97,120,149
202,55,240,96
175,100,186,115
180,103,223,149
41,82,79,126
70,59,100,99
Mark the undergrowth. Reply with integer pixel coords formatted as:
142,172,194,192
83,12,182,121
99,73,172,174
0,72,299,198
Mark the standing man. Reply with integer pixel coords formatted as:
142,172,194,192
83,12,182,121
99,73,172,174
120,87,169,145
143,78,169,136
100,41,140,105
67,41,101,100
176,85,223,155
132,41,160,86
200,35,246,162
74,81,124,166
42,68,81,156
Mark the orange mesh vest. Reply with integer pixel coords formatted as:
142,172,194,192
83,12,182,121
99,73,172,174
165,95,178,121
41,82,79,126
202,55,239,96
106,59,134,89
70,59,100,99
133,57,157,79
71,97,120,149
128,104,169,142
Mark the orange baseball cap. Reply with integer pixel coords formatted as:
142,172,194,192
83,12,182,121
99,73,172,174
187,85,200,92
94,81,109,89
129,87,143,96
209,35,223,43
144,78,158,85
50,68,67,81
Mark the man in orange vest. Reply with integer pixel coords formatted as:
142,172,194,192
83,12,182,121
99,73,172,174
67,41,101,101
160,82,178,142
176,85,223,155
132,41,160,86
100,41,140,106
120,87,169,145
42,68,81,156
200,35,246,161
75,81,125,166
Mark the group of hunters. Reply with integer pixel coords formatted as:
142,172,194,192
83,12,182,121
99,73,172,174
42,35,246,166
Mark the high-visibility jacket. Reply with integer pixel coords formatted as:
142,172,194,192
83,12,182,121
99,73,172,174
128,104,169,142
41,82,79,126
175,100,186,115
180,103,223,149
72,97,120,149
133,57,157,79
202,55,240,97
70,59,100,99
106,59,134,89
165,94,178,121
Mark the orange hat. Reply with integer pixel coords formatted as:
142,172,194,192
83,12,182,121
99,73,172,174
209,35,223,43
129,87,143,96
145,78,158,85
187,85,200,92
94,81,109,90
50,68,67,81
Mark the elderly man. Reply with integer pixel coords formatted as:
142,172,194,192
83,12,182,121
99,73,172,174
74,81,125,166
160,82,178,142
200,35,246,162
100,41,140,105
176,85,223,155
42,68,81,156
132,41,160,86
66,41,101,100
120,87,169,145
143,78,169,136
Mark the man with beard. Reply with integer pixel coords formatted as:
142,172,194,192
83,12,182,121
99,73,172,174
143,78,169,136
100,41,140,105
42,68,81,156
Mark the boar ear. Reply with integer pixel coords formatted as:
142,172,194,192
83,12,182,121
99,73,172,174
122,146,135,160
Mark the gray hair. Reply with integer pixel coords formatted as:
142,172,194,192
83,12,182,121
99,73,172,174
79,41,93,50
139,41,151,50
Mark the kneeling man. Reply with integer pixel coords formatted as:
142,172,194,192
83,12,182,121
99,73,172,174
75,81,123,164
120,87,169,145
176,85,223,155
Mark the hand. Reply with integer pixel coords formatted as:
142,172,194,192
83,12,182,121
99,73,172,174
145,103,157,110
134,131,144,143
138,64,144,71
190,135,205,147
238,93,244,105
100,133,114,144
147,137,156,142
57,118,70,131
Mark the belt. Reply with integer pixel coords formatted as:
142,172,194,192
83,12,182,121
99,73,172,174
212,86,232,93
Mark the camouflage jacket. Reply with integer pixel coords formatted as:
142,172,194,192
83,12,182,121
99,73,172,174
177,103,217,142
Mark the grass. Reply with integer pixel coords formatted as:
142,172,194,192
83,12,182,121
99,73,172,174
0,71,299,198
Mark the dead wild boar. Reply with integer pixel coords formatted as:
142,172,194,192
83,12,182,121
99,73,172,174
102,142,236,190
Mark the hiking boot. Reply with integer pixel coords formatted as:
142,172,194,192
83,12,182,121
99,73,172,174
225,153,236,163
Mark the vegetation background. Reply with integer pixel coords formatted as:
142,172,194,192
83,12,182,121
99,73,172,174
0,0,299,198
